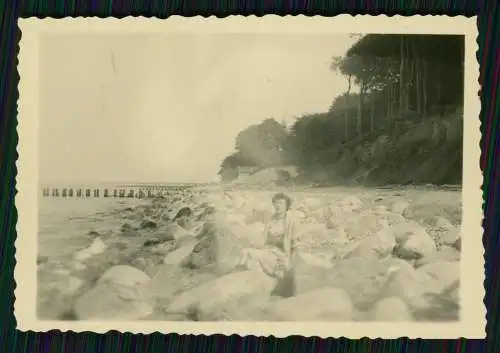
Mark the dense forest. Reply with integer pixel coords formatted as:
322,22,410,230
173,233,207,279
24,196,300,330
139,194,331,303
219,34,465,186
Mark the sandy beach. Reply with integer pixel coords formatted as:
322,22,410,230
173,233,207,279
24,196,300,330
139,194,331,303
37,184,461,322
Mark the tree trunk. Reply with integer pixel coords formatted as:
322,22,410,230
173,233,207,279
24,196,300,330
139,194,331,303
345,76,352,140
370,93,375,132
416,58,421,114
344,110,349,140
405,38,412,112
357,87,363,135
386,84,391,119
436,62,442,115
422,57,428,116
414,40,421,115
387,82,394,120
399,36,405,113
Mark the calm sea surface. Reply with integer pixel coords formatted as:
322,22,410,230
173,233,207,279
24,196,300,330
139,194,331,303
38,196,148,259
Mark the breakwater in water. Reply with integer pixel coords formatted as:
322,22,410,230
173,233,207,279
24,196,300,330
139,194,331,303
37,184,462,322
40,183,204,199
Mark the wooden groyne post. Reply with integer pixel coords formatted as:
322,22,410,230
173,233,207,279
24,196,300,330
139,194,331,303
40,184,189,199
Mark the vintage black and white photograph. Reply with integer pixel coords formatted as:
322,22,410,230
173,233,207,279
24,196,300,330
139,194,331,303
16,16,484,337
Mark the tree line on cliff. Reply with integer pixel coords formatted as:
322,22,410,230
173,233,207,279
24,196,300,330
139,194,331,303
219,34,464,186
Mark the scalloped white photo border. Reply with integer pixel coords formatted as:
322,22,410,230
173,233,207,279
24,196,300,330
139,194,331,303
15,15,484,338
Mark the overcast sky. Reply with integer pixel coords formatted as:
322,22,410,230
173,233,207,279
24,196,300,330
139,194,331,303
39,33,357,184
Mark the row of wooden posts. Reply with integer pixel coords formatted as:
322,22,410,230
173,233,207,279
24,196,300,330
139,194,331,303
41,187,168,199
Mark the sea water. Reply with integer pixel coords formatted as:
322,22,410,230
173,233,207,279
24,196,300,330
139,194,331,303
36,194,153,319
38,196,149,259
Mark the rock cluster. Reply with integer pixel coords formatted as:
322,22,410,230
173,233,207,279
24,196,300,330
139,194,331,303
38,187,461,322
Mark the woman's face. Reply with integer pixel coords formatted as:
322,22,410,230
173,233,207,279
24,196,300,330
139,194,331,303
273,199,288,214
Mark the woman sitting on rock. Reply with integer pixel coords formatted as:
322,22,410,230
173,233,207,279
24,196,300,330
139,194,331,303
238,192,297,294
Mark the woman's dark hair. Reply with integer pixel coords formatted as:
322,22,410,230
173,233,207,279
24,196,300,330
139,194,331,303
173,207,193,221
272,192,292,210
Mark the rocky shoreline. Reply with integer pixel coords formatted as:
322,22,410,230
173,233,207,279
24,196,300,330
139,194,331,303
37,185,461,322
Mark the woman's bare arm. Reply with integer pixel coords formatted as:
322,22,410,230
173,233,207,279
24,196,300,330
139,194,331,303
260,222,270,248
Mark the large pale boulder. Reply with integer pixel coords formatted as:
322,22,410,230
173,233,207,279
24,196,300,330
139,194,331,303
288,209,307,221
183,220,249,275
421,216,456,230
142,265,217,308
71,239,144,284
74,282,154,320
305,208,326,223
294,223,328,242
435,216,456,230
384,221,427,243
98,265,151,287
165,223,197,242
128,246,169,278
368,296,413,321
239,247,293,285
163,239,197,266
414,246,460,267
195,291,274,321
440,227,461,247
402,202,461,226
37,268,87,320
412,279,461,321
295,251,332,268
279,251,334,296
344,228,396,259
166,269,277,316
74,266,153,320
417,260,460,291
326,226,350,247
370,206,407,227
326,212,378,240
388,221,436,259
296,256,400,309
265,287,353,321
226,213,247,225
376,260,443,313
392,201,410,215
300,197,323,211
62,276,85,296
339,195,364,212
226,220,267,248
394,231,437,260
199,193,231,209
298,234,348,256
227,194,246,210
244,207,273,225
323,204,348,227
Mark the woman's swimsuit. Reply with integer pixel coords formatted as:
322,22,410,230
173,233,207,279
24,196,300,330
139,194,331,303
266,218,286,251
